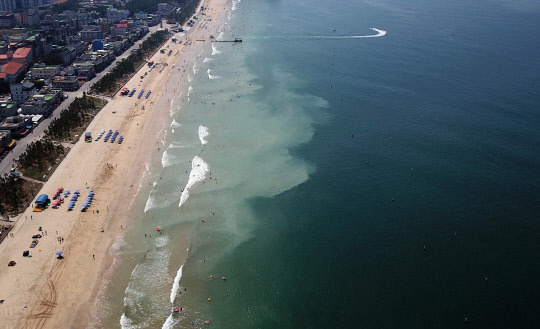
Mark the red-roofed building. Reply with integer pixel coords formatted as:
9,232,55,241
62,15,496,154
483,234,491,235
13,47,33,70
0,47,33,70
111,23,128,36
0,62,24,82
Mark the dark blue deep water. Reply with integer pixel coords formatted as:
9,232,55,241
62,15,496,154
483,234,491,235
203,0,540,328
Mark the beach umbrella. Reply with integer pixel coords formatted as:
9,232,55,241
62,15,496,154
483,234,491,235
56,251,63,256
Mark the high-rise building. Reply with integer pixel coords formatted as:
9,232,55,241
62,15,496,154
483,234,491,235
0,0,17,12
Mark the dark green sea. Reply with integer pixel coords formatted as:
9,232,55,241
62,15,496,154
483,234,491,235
96,0,540,328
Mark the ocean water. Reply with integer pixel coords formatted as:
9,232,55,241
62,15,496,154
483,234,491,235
95,0,540,328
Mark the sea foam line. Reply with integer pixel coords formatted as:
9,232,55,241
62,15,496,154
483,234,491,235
179,156,209,208
170,265,183,303
212,43,222,55
198,125,209,144
161,314,179,329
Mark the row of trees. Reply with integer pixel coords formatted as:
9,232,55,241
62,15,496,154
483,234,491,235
0,174,27,214
166,0,201,24
91,31,169,95
44,93,98,140
124,0,201,24
16,139,65,174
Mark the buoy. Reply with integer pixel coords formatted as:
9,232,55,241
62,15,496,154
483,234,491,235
174,306,179,312
156,227,161,232
222,276,226,281
207,297,211,301
205,320,211,324
210,275,214,279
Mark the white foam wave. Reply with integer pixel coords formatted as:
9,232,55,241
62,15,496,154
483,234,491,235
211,43,222,55
179,156,209,208
171,120,182,128
155,235,169,248
161,314,179,329
187,74,192,83
203,57,213,63
198,125,209,145
120,313,136,329
144,192,157,213
170,265,183,303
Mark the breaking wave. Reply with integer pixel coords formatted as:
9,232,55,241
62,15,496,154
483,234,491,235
179,156,209,208
198,125,209,145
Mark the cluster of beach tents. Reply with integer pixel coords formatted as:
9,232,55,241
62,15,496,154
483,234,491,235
95,129,105,141
51,187,65,209
109,130,120,143
91,129,124,144
80,191,95,212
67,190,81,211
103,129,114,142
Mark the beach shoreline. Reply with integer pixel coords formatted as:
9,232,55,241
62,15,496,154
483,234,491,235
0,0,230,328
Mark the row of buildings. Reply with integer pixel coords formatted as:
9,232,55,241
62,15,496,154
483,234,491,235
0,3,173,145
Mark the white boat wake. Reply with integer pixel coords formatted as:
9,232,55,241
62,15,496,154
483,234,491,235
310,28,387,39
257,28,387,40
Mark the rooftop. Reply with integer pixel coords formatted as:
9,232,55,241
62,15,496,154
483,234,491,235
13,47,32,59
0,102,16,109
1,62,23,75
21,81,35,90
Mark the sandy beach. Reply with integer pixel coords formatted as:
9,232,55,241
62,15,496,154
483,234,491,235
0,0,230,328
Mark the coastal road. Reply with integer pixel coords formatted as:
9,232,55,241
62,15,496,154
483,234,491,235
0,24,167,176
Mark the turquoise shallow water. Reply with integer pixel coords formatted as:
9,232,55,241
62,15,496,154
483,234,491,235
97,0,540,328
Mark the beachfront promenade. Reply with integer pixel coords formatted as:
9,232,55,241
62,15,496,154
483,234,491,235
0,24,165,177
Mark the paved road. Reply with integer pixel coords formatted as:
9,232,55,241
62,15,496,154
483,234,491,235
0,24,165,176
